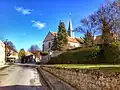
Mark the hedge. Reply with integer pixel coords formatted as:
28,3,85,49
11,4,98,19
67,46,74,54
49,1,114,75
47,47,99,64
47,42,120,64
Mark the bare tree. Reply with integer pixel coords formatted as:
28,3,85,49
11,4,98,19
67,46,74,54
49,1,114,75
94,1,120,44
75,15,99,47
4,40,17,56
28,45,41,59
75,0,120,46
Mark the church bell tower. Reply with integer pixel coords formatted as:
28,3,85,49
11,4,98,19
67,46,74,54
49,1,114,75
68,13,74,38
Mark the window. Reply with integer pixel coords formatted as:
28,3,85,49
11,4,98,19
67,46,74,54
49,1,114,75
48,42,51,48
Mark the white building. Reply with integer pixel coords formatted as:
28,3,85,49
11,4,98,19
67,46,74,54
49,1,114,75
42,19,84,52
0,40,5,66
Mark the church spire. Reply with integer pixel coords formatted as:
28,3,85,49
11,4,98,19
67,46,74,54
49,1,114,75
68,13,74,37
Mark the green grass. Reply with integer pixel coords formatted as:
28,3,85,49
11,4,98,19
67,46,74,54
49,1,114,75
53,64,120,72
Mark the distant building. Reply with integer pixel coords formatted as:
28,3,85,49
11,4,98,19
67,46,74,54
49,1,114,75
25,51,41,63
0,40,5,66
94,33,117,45
42,19,84,52
7,45,18,61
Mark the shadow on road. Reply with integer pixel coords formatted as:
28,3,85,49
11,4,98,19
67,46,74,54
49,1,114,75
0,85,48,90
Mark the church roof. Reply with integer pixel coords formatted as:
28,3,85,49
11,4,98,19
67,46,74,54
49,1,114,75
68,36,79,43
50,32,83,43
51,32,57,36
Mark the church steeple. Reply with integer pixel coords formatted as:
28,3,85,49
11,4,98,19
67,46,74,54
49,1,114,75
68,13,74,37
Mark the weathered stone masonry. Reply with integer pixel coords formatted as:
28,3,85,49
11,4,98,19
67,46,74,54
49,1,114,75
41,66,120,90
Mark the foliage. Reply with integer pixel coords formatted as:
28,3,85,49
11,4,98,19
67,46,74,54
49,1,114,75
84,31,94,47
48,42,120,64
56,21,68,51
96,41,120,64
104,41,120,64
48,47,99,64
18,48,26,58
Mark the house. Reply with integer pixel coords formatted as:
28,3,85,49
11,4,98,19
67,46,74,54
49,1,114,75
43,19,84,52
6,45,18,62
0,40,5,66
25,51,41,63
26,51,34,56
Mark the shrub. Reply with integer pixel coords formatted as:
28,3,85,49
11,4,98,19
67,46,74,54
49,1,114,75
47,47,99,64
104,42,120,64
97,41,120,64
48,42,120,64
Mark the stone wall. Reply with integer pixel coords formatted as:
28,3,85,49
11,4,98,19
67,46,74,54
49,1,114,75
41,66,120,90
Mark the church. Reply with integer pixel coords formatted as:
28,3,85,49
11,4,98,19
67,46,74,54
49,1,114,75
42,19,84,52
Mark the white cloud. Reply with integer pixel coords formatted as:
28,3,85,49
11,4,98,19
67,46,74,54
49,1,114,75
31,20,46,29
14,6,32,15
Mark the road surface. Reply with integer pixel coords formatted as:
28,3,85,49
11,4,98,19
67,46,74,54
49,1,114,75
0,65,49,90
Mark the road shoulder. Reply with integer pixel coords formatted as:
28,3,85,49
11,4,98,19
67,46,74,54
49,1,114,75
38,67,77,90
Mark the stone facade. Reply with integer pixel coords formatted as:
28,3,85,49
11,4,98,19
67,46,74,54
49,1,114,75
42,66,120,90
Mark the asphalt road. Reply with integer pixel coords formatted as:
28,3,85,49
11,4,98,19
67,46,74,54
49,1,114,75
0,65,49,90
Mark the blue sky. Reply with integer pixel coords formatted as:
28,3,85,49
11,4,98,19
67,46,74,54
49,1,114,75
0,0,108,51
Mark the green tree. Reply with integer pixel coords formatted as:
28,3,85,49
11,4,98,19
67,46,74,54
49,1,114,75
56,21,68,51
84,30,94,47
18,48,26,59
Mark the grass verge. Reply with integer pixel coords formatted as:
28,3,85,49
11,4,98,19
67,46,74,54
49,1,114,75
53,64,120,72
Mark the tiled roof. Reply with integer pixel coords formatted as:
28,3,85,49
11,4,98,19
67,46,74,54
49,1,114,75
7,45,17,53
51,32,57,36
50,32,83,43
68,36,79,43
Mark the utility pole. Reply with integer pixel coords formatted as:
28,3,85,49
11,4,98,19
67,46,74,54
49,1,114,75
5,39,8,63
